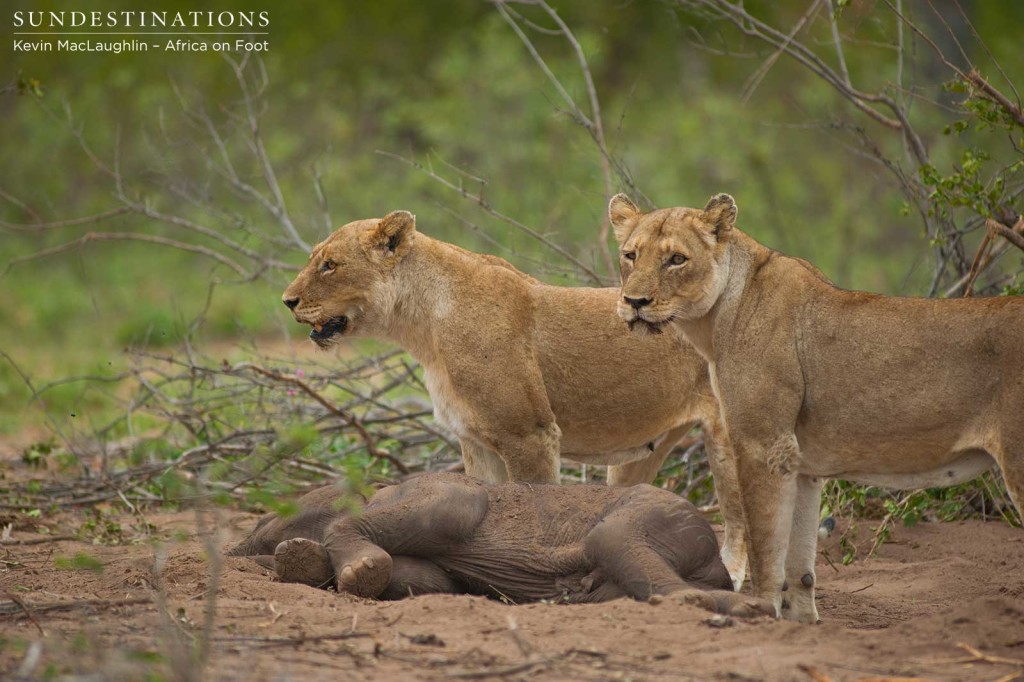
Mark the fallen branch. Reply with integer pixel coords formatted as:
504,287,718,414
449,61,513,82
3,592,45,635
0,535,77,546
954,642,1024,668
210,631,371,647
447,658,553,680
0,596,152,617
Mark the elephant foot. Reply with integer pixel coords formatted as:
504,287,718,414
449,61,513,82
336,546,393,598
274,538,333,588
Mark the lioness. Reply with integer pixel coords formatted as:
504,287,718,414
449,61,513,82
609,192,1023,623
228,473,772,616
281,210,746,585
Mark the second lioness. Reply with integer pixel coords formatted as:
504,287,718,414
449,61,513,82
281,211,746,585
609,191,1024,623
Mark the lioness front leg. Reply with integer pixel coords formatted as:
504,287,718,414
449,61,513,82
733,434,800,619
487,422,562,483
704,419,749,591
448,340,562,483
783,474,824,623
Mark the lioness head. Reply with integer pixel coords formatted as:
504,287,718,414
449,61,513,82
609,193,737,333
282,210,416,347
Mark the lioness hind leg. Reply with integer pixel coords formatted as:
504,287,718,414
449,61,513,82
461,440,510,483
607,423,696,487
993,437,1024,526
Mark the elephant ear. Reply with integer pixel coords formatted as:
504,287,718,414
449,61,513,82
609,193,642,244
702,194,737,238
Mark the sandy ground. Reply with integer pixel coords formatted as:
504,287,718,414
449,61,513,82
2,502,1023,682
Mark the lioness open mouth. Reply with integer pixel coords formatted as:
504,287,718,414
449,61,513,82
309,316,348,346
627,318,665,335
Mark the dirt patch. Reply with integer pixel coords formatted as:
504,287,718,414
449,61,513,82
2,510,1023,681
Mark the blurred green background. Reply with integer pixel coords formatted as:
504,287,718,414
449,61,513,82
2,0,1022,439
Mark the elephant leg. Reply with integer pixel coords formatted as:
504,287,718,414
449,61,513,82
581,487,774,616
323,473,489,598
379,556,463,599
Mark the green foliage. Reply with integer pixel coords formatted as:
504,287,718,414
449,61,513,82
922,75,1024,227
1002,276,1024,296
78,507,125,545
54,552,105,573
21,439,56,468
823,471,1017,563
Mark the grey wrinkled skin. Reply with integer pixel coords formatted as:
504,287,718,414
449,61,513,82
227,473,773,616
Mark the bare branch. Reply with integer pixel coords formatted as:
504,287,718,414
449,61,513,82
741,0,823,104
826,0,850,87
532,0,616,276
0,207,131,232
1,231,251,279
495,0,616,276
378,151,605,285
222,53,310,252
987,217,1024,254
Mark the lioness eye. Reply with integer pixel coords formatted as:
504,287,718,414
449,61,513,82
320,259,336,273
623,251,636,261
669,254,688,266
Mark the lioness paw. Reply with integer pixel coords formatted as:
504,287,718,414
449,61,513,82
724,596,777,619
672,589,718,612
673,589,776,619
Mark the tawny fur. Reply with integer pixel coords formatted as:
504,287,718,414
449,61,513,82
610,192,1024,624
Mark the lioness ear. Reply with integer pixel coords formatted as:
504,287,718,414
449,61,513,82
703,193,737,238
609,193,641,244
364,210,416,258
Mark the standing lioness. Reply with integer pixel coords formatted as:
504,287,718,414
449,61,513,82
281,211,747,585
609,192,1023,623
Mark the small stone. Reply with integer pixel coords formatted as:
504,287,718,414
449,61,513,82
648,594,663,605
701,614,735,628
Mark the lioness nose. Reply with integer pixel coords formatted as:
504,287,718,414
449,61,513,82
283,297,300,310
623,296,652,310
